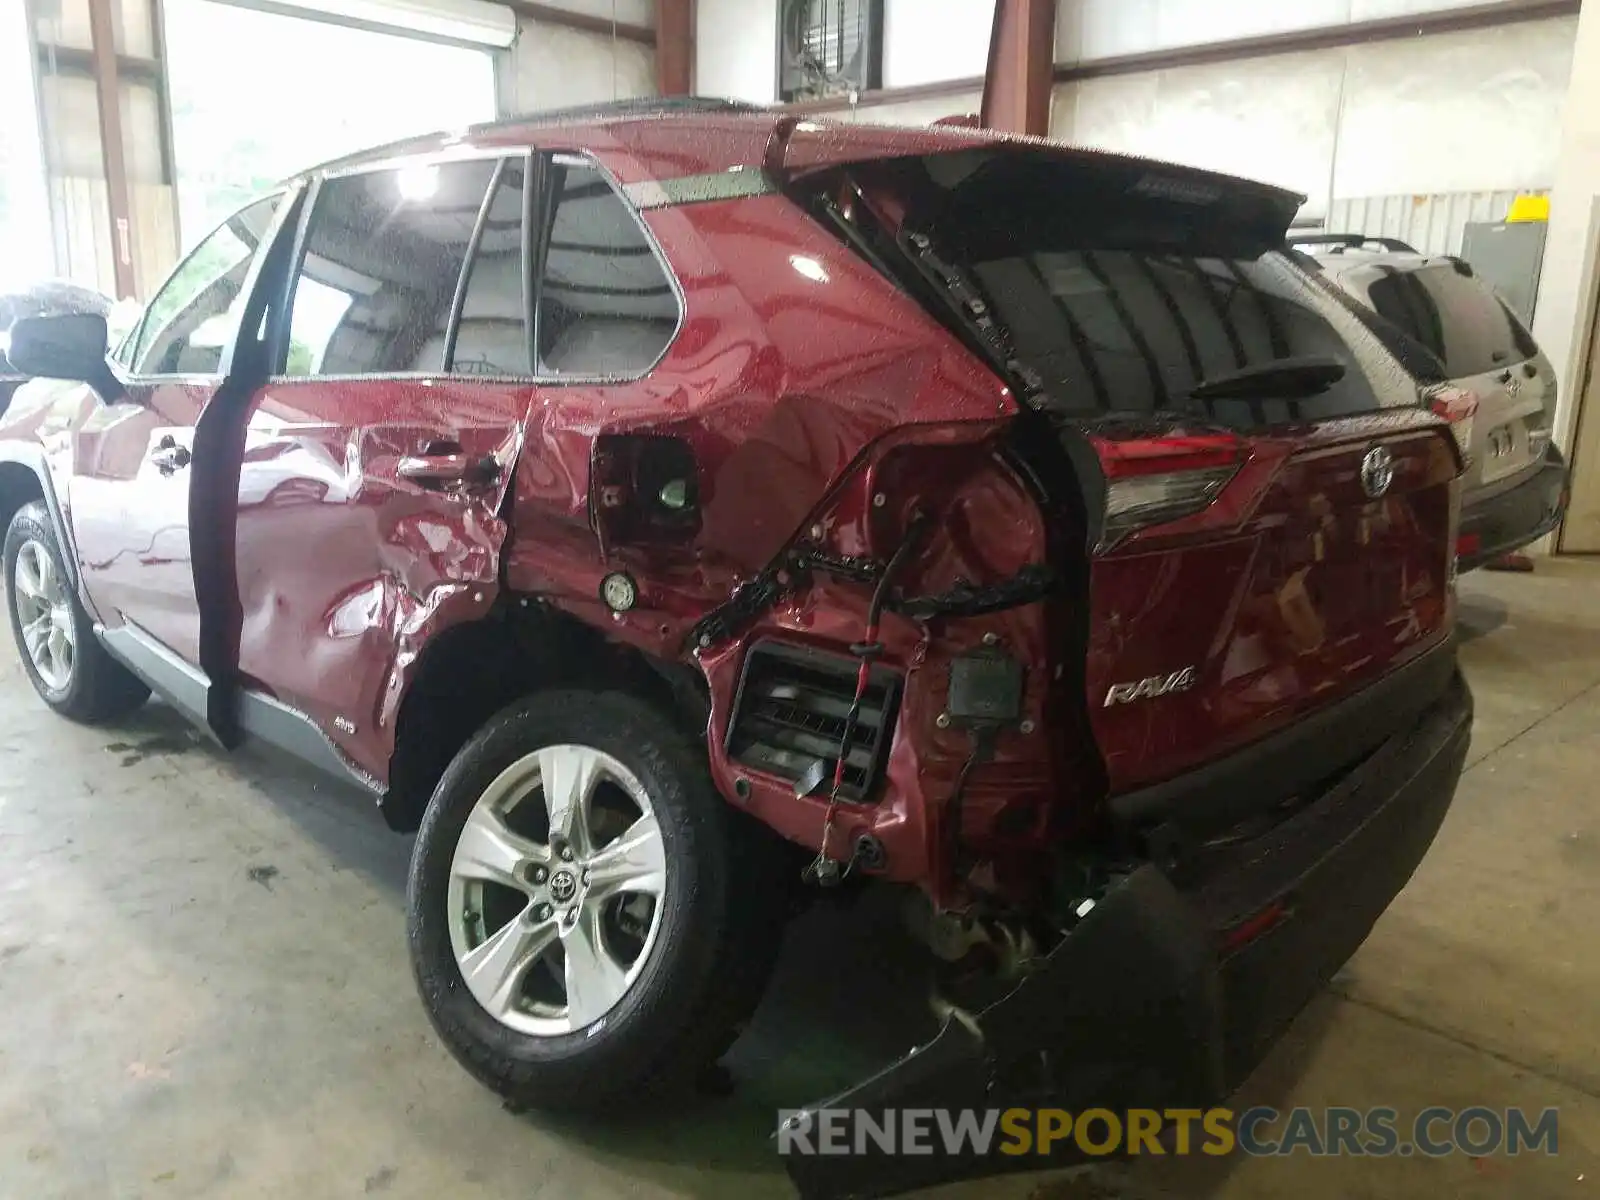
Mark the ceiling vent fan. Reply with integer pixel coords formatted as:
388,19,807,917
779,0,883,102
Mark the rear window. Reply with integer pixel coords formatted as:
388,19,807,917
1362,262,1537,379
968,251,1403,426
815,149,1421,428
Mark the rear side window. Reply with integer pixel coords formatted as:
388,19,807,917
536,159,677,377
1362,262,1537,379
283,159,497,377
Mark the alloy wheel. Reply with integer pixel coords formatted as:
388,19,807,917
446,744,668,1036
11,538,75,692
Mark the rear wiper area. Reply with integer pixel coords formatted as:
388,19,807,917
1187,355,1346,402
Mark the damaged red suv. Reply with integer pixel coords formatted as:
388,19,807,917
1,100,1469,1196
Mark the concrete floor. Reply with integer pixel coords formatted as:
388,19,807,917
2,563,1599,1199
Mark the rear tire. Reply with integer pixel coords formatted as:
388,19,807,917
3,502,149,722
407,689,786,1110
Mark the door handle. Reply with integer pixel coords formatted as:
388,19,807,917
151,435,191,473
396,450,500,491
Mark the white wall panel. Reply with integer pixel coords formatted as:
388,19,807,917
549,0,654,27
1052,17,1574,218
1332,18,1576,197
1326,189,1542,257
1057,0,1531,63
505,21,655,112
696,0,778,102
882,0,991,88
1533,0,1600,536
1060,48,1345,198
1150,0,1350,53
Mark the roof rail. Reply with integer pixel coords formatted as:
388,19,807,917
494,96,766,124
294,97,770,180
1288,233,1420,254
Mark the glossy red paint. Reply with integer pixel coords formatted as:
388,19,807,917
1084,410,1458,794
231,377,523,774
692,439,1067,904
502,187,1017,635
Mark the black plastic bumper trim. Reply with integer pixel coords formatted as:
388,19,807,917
1459,448,1568,570
1108,634,1458,843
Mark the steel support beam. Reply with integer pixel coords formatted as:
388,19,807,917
980,0,1055,137
86,0,136,299
655,0,692,95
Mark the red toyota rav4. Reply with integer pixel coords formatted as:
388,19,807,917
1,100,1469,1196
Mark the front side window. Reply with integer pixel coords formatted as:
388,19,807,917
1363,262,1538,380
536,160,677,378
282,159,497,377
128,193,281,375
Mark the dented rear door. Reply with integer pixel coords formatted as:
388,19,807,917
231,153,530,782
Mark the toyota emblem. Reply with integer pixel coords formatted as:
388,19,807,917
1361,445,1395,499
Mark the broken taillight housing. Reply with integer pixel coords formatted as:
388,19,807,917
1091,433,1244,551
1424,384,1478,466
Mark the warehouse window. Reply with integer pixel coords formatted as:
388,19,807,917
164,0,496,249
282,160,497,377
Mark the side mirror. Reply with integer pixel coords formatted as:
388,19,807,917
4,313,125,402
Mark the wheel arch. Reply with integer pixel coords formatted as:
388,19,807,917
381,598,709,833
0,449,75,589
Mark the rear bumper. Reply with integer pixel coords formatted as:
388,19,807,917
1459,447,1568,570
782,672,1472,1199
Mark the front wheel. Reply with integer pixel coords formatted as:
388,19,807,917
407,689,785,1110
3,501,149,722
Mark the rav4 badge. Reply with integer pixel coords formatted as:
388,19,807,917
1104,666,1197,707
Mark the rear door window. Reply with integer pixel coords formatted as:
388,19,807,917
283,159,497,377
1362,262,1537,379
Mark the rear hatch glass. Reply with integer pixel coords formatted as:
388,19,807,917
832,147,1425,429
1363,260,1538,379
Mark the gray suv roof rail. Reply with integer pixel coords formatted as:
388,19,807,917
1290,233,1420,254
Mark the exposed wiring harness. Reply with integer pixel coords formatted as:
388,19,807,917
805,511,931,885
943,725,999,876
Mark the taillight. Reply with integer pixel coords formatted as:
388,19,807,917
1425,384,1478,465
1091,433,1244,551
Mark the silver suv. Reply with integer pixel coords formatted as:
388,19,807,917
1296,235,1568,569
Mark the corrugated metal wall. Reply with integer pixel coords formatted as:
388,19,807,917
1325,190,1549,257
